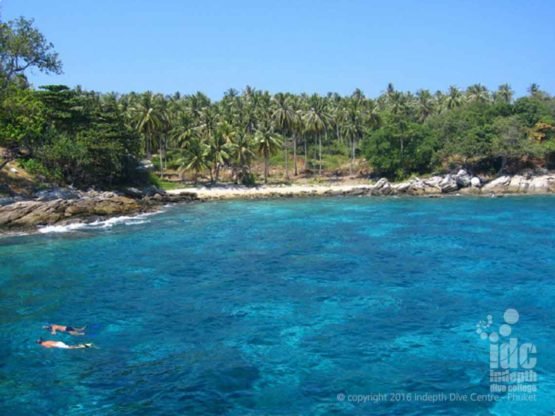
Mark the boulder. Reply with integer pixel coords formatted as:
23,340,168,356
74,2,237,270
371,178,393,195
439,175,458,193
122,187,144,198
393,180,412,193
35,187,81,201
143,185,167,197
424,176,443,187
507,175,527,193
455,169,471,188
528,175,555,194
482,176,511,193
470,177,481,188
406,178,441,195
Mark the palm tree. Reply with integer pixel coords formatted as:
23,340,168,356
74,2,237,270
495,84,513,104
230,133,255,184
178,136,208,183
302,96,330,176
209,121,235,182
466,84,490,104
446,86,464,110
255,123,283,184
271,93,297,179
528,83,543,98
129,92,168,175
416,89,434,122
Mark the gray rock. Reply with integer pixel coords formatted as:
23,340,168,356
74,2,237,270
143,185,167,197
424,176,443,187
371,178,393,195
394,181,412,193
439,175,458,193
122,187,144,198
35,187,81,201
470,177,481,188
374,178,389,189
482,176,511,193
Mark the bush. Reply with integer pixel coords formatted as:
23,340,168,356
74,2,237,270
241,172,256,186
18,158,60,180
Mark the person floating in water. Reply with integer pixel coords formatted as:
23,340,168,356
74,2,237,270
43,324,86,336
36,338,92,349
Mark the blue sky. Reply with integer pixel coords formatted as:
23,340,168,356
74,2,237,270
2,0,554,99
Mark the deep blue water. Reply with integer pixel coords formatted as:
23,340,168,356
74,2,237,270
1,196,554,415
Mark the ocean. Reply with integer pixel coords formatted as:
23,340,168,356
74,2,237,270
1,196,554,415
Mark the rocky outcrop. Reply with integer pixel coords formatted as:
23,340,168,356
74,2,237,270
0,196,141,229
0,187,198,231
390,172,554,196
481,175,555,194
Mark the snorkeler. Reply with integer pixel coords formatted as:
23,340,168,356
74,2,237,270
36,338,92,349
43,324,86,336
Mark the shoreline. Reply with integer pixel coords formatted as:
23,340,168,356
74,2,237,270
167,173,555,201
1,172,554,235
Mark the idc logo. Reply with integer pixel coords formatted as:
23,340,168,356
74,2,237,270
477,308,537,400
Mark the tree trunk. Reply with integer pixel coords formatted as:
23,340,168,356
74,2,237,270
215,164,220,183
293,135,298,176
264,156,269,184
304,138,308,172
146,134,152,159
159,143,164,178
0,157,12,171
350,138,355,176
284,141,289,180
318,134,323,176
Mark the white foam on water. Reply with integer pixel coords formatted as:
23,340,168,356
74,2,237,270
38,212,157,234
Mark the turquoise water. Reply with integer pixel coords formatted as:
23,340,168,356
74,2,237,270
1,196,554,415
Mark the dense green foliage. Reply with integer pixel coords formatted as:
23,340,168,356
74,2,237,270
1,16,555,189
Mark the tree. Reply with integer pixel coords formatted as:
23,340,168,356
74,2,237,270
494,84,513,104
416,89,435,122
209,121,234,182
466,84,490,104
0,86,46,168
178,136,208,183
302,96,330,175
361,121,436,179
230,133,255,184
446,86,464,110
255,123,283,183
271,93,296,179
492,116,529,174
0,17,62,89
129,92,168,172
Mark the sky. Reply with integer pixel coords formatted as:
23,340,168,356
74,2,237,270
2,0,554,99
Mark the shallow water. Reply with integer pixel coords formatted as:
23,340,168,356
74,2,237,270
1,196,554,415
